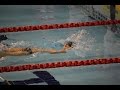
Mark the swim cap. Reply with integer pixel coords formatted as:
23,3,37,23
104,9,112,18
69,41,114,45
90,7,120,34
0,35,8,42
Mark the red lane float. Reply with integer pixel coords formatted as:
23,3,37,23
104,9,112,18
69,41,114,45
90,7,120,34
0,20,120,33
0,57,120,73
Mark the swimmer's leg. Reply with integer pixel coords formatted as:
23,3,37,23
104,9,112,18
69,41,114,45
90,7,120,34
5,51,30,56
4,48,24,52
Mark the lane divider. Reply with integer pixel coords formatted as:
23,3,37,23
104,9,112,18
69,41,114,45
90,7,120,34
0,20,120,33
0,57,120,73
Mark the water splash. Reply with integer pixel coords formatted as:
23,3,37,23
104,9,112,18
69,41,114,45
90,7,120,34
10,41,32,48
57,29,96,58
0,57,6,61
0,43,9,51
24,53,38,61
72,30,96,57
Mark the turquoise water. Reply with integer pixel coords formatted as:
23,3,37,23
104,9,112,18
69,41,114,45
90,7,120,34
0,5,120,85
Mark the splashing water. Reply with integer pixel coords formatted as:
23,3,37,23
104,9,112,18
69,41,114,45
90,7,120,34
0,57,6,61
56,29,96,58
10,41,33,48
24,53,38,61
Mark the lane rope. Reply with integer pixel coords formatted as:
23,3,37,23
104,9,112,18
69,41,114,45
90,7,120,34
0,19,120,33
0,57,120,73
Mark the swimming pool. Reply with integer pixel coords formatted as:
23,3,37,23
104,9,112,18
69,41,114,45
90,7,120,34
0,5,120,85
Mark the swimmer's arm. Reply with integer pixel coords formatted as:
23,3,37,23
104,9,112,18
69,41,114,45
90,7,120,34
31,48,66,54
46,49,66,54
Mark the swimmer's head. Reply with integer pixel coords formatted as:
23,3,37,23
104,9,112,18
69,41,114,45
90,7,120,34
63,41,74,50
0,35,8,42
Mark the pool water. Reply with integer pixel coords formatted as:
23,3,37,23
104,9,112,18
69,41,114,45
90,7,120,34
0,5,120,85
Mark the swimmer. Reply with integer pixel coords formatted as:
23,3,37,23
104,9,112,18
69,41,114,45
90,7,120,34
0,41,74,58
